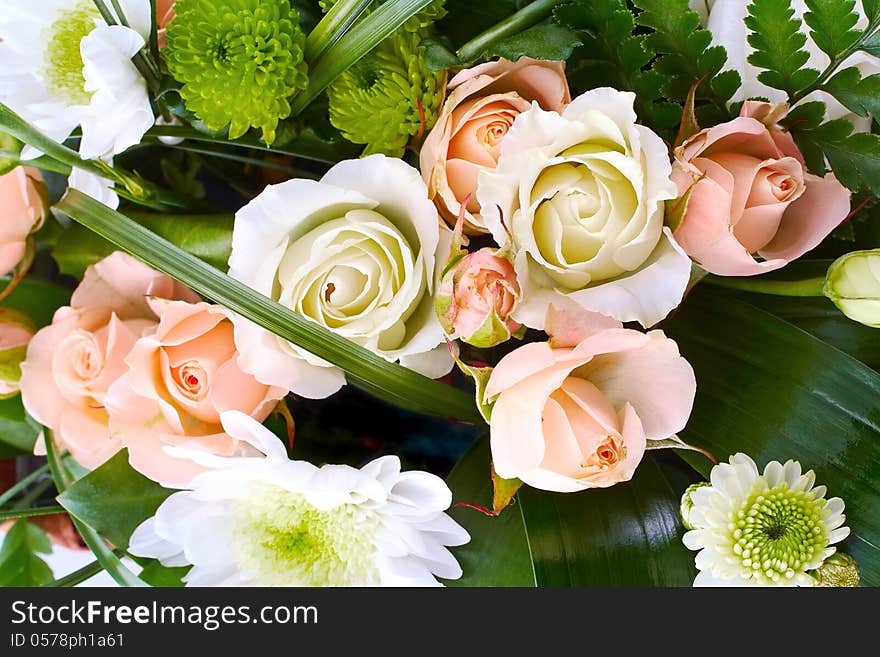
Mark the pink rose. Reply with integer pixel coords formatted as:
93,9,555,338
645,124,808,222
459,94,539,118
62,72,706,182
485,307,695,492
105,299,286,487
0,167,49,277
420,57,571,233
19,252,197,469
156,0,176,49
0,308,34,397
436,248,521,347
671,101,851,276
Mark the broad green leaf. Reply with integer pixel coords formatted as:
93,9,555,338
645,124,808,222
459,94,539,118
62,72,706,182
822,68,880,118
863,0,880,21
0,520,53,587
663,288,880,586
476,23,582,62
44,431,148,587
137,559,189,587
291,0,438,115
50,213,234,279
445,438,699,587
517,458,697,586
804,0,862,59
445,437,535,587
54,190,483,423
57,449,174,550
305,0,373,61
864,30,880,57
1,276,71,328
0,395,39,456
745,0,821,95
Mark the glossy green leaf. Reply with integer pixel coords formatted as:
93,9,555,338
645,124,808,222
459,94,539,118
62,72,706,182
0,395,39,456
57,449,174,550
55,190,483,423
50,213,234,279
663,288,880,586
475,23,582,62
445,437,535,587
446,438,698,586
138,560,189,587
1,276,71,328
0,520,54,587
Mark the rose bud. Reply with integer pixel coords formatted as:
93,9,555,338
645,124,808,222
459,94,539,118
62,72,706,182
0,307,35,397
824,249,880,328
436,247,522,348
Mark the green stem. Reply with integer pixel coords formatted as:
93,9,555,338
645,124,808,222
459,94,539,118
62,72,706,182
44,430,148,587
789,18,880,105
12,477,57,510
0,463,51,508
306,0,374,62
148,0,161,65
704,275,827,297
456,0,567,61
0,506,67,522
43,549,126,587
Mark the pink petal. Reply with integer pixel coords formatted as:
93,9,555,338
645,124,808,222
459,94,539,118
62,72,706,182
545,304,622,348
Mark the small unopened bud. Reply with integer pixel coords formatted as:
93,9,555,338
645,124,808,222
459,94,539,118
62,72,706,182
680,481,711,530
0,308,35,397
813,553,860,587
824,250,880,328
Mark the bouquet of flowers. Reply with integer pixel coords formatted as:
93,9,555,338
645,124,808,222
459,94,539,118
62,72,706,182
0,0,876,588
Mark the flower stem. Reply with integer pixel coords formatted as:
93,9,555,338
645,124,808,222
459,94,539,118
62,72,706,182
456,0,568,62
703,274,827,297
43,553,120,587
0,463,52,508
0,505,67,522
306,0,374,63
789,18,880,106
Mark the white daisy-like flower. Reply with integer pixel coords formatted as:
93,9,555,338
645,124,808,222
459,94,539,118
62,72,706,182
128,410,470,587
682,453,850,587
0,0,153,160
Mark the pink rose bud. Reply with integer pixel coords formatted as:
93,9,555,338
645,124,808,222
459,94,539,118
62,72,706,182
436,248,522,348
0,167,49,278
0,307,35,398
670,101,851,276
420,57,571,233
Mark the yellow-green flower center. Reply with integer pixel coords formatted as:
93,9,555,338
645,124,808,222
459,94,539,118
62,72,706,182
233,483,380,586
731,484,828,584
42,1,100,106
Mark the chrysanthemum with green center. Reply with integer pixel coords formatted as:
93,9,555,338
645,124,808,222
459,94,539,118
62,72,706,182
165,0,309,145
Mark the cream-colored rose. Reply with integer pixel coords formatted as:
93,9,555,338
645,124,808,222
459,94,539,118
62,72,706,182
105,299,285,487
824,249,880,328
19,252,198,469
478,88,691,329
229,154,454,397
420,57,571,233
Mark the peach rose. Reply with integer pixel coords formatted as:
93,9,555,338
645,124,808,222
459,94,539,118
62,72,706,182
0,307,34,397
156,0,175,49
485,307,695,492
19,252,197,469
436,248,521,348
0,167,49,277
420,57,571,233
105,299,286,487
671,101,851,276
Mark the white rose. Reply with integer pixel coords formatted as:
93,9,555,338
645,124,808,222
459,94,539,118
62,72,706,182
229,154,454,398
690,0,880,132
477,88,691,329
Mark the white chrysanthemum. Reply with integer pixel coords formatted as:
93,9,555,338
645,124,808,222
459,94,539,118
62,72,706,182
0,0,153,160
682,453,850,587
128,411,469,587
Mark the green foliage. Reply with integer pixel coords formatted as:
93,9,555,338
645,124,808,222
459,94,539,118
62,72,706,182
745,0,821,95
0,396,40,457
475,23,582,62
555,0,740,132
57,450,175,550
0,521,53,587
804,0,862,59
663,288,880,586
822,68,880,118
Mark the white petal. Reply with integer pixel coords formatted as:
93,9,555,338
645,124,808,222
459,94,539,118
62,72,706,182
68,166,119,209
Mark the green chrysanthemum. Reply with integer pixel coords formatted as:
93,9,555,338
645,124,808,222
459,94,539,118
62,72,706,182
165,0,308,145
325,1,446,156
